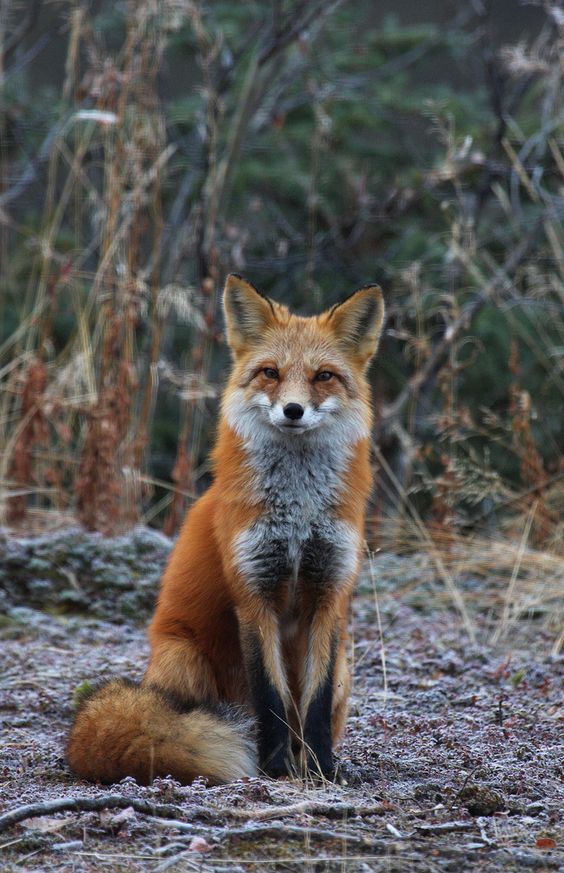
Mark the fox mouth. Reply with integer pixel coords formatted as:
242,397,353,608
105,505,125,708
278,423,307,432
273,420,318,434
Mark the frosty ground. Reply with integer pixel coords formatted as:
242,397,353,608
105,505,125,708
0,528,562,872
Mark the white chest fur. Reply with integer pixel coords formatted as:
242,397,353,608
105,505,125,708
231,420,361,592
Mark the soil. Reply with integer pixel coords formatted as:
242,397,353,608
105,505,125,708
0,528,562,872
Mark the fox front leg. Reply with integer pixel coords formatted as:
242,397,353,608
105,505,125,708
299,531,358,779
237,604,293,778
300,608,339,779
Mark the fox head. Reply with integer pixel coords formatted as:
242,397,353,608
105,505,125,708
222,273,385,442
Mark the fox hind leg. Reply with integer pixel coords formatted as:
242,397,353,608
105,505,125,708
145,633,222,703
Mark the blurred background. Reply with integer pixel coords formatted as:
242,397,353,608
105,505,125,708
0,0,561,570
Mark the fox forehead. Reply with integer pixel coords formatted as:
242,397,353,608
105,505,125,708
236,318,351,373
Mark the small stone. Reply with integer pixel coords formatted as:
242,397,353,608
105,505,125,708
458,785,505,816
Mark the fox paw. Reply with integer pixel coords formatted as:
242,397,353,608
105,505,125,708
261,755,294,780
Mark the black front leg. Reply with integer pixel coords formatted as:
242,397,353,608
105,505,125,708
240,626,292,778
235,530,294,777
302,638,336,779
300,533,345,780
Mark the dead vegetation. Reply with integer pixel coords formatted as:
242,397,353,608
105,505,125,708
0,0,562,551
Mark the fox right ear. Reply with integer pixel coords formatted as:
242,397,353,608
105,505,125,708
223,274,276,355
325,284,385,366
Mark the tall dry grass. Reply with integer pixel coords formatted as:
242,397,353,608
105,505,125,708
0,2,562,643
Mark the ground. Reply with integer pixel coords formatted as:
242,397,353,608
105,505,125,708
0,528,562,872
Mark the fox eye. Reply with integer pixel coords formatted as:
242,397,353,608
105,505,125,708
262,367,279,380
315,371,334,382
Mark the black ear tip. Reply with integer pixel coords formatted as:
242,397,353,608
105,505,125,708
356,283,384,303
224,273,246,292
328,283,384,321
224,273,263,298
223,274,278,317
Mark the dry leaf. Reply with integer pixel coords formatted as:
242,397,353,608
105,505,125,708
189,836,211,853
20,816,70,833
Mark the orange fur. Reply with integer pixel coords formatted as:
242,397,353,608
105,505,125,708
67,274,385,785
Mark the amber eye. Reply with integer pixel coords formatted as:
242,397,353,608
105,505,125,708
315,371,334,382
262,367,279,380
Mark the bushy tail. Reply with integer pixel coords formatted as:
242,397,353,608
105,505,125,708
67,678,257,785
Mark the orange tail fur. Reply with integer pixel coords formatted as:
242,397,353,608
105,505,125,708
67,679,256,785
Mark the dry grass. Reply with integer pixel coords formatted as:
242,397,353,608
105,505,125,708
0,1,562,640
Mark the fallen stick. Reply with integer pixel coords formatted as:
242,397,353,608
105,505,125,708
215,800,390,822
151,817,386,847
3,797,481,869
413,821,474,836
0,793,391,836
223,823,388,848
0,795,186,834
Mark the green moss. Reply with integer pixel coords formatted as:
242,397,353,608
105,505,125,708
72,680,94,709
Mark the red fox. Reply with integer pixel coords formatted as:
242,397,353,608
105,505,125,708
67,274,385,784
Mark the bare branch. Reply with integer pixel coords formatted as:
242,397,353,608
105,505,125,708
0,792,398,840
2,0,41,66
0,795,187,835
259,0,346,67
380,214,547,428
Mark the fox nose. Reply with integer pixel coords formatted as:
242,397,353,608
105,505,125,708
283,403,304,421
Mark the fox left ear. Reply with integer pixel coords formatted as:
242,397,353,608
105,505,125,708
325,284,385,365
223,274,276,355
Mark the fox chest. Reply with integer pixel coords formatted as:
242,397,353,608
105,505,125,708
232,443,360,593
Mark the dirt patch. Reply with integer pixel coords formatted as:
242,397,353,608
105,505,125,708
0,530,562,871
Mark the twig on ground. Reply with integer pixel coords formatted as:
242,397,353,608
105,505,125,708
0,795,186,834
0,792,402,838
150,817,389,850
413,821,475,836
214,799,389,821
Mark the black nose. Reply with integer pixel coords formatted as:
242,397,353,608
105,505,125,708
283,403,304,421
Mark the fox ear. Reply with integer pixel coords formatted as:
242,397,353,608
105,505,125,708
326,285,385,365
223,274,276,354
